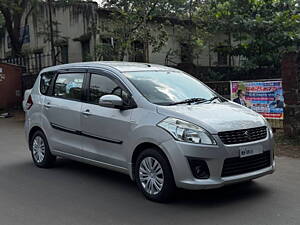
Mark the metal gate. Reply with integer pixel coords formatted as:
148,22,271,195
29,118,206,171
21,73,38,94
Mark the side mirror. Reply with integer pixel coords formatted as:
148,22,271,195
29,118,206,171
99,95,124,109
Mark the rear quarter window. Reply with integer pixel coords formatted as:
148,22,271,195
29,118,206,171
40,72,55,95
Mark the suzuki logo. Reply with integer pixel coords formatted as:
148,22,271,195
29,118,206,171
244,131,251,139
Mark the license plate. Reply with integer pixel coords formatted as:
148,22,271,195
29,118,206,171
239,145,263,158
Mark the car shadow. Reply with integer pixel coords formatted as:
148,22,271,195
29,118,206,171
55,158,271,206
174,181,270,207
4,157,272,208
54,157,132,180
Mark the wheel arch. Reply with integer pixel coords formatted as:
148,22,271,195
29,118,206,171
131,142,173,181
28,126,45,149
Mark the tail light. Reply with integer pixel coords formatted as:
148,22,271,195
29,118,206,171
25,95,33,110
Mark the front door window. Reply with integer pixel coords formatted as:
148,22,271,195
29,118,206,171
88,74,130,105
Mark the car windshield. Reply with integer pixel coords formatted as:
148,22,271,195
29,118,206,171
124,70,219,105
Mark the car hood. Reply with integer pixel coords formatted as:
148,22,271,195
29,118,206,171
156,101,266,134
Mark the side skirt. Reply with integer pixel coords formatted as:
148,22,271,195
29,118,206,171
52,150,129,175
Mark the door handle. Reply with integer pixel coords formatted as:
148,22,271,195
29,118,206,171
82,109,91,116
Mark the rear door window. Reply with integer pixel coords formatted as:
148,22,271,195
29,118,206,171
53,73,84,101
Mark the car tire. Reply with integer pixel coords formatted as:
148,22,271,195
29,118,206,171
134,148,176,203
30,130,56,168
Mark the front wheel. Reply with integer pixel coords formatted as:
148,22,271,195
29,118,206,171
134,148,176,202
30,130,56,168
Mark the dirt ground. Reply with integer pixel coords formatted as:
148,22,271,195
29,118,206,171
276,144,300,158
274,131,300,158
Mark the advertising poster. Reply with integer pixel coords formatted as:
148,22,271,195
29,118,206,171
231,80,284,119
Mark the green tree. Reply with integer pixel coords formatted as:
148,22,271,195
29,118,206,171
0,0,40,56
101,0,186,62
0,0,82,58
174,0,214,65
194,0,300,69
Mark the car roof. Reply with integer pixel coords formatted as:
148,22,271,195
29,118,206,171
40,61,179,74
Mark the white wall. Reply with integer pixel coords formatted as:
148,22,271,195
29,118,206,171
0,3,239,68
148,25,181,65
0,2,97,64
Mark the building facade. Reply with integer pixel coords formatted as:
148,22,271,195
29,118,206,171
0,1,236,73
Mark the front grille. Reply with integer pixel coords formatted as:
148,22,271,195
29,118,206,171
218,126,267,145
221,151,271,177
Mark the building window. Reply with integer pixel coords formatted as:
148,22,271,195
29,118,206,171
180,43,191,63
100,38,114,61
131,41,145,62
60,45,69,64
217,46,228,66
81,40,91,62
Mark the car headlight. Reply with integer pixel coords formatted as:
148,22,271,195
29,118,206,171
157,117,217,145
266,120,273,137
261,116,273,137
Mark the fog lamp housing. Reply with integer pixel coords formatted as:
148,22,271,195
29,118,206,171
187,158,210,179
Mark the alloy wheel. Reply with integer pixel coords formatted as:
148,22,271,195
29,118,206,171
32,136,46,163
139,157,164,195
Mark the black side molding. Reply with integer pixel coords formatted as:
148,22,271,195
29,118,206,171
50,123,123,145
50,123,79,135
81,132,123,144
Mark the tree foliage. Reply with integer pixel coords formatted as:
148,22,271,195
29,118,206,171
0,0,40,56
101,0,186,62
193,0,300,68
0,0,299,69
0,0,76,57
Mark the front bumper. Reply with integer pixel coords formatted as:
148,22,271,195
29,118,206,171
159,134,275,190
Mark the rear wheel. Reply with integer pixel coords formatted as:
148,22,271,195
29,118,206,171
134,148,176,202
30,130,56,168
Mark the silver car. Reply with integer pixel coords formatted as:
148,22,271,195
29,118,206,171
24,62,275,202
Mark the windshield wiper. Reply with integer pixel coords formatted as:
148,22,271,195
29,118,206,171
195,96,219,104
169,98,207,106
169,96,219,106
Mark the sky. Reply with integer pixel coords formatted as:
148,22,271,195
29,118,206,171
94,0,103,6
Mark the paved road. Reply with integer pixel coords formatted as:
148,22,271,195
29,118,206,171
0,116,299,225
